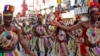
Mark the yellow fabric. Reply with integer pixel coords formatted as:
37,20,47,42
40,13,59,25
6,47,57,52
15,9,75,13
3,13,13,16
49,25,55,32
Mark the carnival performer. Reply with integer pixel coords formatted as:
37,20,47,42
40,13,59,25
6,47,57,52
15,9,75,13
55,27,69,56
0,5,35,56
50,2,100,56
31,14,51,56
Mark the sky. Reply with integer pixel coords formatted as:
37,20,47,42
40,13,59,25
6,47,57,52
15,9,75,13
0,0,74,16
0,0,39,16
0,0,58,16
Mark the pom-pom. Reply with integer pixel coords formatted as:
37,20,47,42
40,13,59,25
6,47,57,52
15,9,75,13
4,5,14,13
4,5,10,12
90,2,99,7
9,5,14,13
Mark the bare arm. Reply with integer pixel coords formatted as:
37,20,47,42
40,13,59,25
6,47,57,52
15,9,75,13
59,22,82,31
17,28,35,56
51,21,82,31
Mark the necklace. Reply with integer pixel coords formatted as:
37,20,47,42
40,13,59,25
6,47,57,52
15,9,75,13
89,17,99,37
4,26,12,40
86,17,99,44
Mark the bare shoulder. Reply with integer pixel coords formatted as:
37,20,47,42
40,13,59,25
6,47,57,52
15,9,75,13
11,25,19,33
79,21,88,25
0,24,4,34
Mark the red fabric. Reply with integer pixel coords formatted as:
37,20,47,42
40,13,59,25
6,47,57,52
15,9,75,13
80,28,89,54
37,14,42,17
80,44,88,54
11,28,16,32
59,44,66,56
59,39,67,43
81,31,86,38
81,28,89,38
26,34,32,40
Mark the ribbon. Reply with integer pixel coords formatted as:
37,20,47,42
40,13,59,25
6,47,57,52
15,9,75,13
95,46,100,54
0,51,3,56
9,52,13,56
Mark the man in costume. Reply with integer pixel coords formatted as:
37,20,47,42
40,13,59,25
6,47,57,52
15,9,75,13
0,5,35,56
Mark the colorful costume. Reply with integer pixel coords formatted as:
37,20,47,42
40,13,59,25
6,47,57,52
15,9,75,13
36,25,49,56
80,27,100,55
0,29,21,56
57,29,68,56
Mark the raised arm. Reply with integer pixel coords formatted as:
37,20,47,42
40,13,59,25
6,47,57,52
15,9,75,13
50,21,82,31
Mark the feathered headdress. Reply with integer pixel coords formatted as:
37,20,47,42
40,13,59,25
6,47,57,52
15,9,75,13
3,5,15,16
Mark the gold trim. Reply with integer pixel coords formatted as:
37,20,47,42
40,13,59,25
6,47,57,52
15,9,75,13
3,13,13,16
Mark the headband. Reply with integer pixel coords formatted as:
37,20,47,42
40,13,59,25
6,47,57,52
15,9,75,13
3,13,13,16
89,7,99,13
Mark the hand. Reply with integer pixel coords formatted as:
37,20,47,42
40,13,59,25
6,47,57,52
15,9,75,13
28,51,36,56
77,38,84,43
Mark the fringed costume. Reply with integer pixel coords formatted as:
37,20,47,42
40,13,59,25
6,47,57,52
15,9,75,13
0,28,21,56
